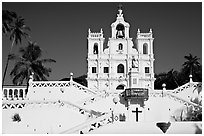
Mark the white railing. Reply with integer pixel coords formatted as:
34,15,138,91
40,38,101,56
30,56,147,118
149,90,202,111
77,92,109,106
89,33,103,38
30,80,97,95
2,99,102,118
172,82,201,94
2,86,28,100
164,92,202,111
149,90,164,97
60,112,119,134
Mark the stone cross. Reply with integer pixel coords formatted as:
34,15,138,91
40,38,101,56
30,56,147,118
132,107,142,122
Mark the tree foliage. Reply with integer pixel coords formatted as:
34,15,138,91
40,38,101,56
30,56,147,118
2,10,30,86
10,41,56,85
155,54,202,89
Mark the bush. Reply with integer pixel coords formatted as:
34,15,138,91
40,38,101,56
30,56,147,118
12,113,21,122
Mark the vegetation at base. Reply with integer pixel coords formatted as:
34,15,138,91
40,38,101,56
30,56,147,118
155,53,202,89
12,113,21,122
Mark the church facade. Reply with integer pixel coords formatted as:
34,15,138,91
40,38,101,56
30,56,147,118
87,8,155,92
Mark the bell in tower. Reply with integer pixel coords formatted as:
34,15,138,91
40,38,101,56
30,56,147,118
116,23,125,38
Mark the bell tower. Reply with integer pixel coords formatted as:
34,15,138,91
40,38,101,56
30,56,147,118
87,5,155,92
111,6,130,39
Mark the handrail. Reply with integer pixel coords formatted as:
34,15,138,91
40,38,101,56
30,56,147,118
164,92,202,109
2,99,101,115
60,112,111,134
71,81,97,94
172,82,200,94
77,92,108,106
29,80,97,95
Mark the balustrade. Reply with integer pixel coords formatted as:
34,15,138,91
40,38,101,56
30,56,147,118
2,86,27,100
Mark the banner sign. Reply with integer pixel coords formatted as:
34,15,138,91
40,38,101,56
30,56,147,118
124,88,148,99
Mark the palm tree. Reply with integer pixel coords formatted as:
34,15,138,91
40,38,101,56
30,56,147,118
2,10,17,34
181,53,201,82
166,69,180,87
154,69,180,89
9,41,56,85
182,54,200,75
2,11,30,86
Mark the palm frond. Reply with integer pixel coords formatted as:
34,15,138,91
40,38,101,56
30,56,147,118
10,42,55,84
12,71,28,85
38,59,56,63
10,61,29,76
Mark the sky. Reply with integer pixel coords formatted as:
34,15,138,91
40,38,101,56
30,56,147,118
2,2,202,85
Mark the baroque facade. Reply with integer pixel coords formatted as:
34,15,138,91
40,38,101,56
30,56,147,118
87,8,155,92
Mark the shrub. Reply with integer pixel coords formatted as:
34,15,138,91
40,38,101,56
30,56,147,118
12,113,21,122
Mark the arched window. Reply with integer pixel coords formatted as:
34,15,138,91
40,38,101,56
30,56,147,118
93,43,98,54
14,89,18,98
118,43,123,50
143,43,148,54
4,89,7,98
116,84,125,90
117,64,124,73
116,23,125,38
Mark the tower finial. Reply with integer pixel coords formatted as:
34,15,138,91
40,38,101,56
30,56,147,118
118,3,122,10
149,28,152,33
189,74,193,83
118,3,123,16
70,72,73,81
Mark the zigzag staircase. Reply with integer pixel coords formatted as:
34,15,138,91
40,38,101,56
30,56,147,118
172,82,201,94
2,99,102,118
165,82,202,110
164,92,202,110
60,111,116,134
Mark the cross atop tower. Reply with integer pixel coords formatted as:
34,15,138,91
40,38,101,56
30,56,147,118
117,4,123,17
118,3,122,10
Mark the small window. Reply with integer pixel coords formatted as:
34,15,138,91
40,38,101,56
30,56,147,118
117,64,124,73
145,67,150,73
92,67,96,73
104,67,109,73
133,78,137,84
118,43,123,50
93,43,98,54
143,43,148,54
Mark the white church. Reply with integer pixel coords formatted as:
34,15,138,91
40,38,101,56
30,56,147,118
87,7,155,92
2,7,202,134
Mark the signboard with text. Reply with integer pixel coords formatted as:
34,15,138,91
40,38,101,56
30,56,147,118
124,88,149,100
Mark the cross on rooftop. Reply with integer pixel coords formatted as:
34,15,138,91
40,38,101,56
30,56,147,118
118,3,122,10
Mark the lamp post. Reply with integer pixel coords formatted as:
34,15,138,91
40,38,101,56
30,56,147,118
189,74,193,83
162,83,166,97
112,96,119,123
